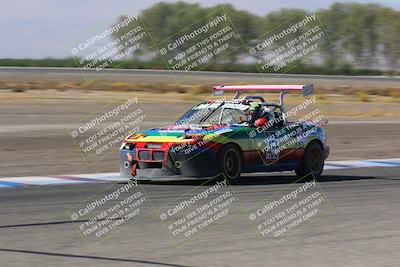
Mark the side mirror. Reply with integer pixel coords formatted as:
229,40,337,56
255,118,268,127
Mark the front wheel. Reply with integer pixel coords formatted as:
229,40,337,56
295,141,325,180
219,144,242,183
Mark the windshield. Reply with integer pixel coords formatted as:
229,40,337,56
175,102,251,126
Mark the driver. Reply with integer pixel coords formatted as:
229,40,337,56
260,107,275,122
254,106,275,129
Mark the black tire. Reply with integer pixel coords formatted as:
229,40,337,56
295,141,325,180
219,144,242,183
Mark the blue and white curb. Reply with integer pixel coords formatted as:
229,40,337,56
0,173,121,188
0,158,399,188
324,158,400,170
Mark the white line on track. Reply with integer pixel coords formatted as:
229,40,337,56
0,158,399,188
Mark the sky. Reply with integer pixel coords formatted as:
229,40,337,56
0,0,399,59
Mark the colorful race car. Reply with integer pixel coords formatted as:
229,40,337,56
120,84,329,182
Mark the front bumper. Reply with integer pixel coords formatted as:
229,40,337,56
120,144,220,180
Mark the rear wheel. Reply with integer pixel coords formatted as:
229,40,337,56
219,144,242,183
295,141,324,180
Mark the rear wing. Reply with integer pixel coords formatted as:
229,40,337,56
213,84,313,97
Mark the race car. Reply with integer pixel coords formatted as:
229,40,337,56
120,84,329,182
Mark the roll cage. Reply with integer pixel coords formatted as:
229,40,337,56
213,84,313,124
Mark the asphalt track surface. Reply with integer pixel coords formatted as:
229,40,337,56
0,166,399,267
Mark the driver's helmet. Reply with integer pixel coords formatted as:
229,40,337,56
259,107,275,122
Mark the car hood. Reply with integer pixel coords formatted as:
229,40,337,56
124,124,234,143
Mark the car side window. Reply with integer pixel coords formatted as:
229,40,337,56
221,108,247,125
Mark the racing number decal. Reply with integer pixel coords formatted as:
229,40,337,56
264,135,280,160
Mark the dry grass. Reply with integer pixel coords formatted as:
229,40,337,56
356,91,370,102
190,85,210,95
389,89,400,103
1,79,400,104
111,82,130,91
1,89,399,119
316,94,331,104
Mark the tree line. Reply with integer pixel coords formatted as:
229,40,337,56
112,2,400,73
2,2,398,75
